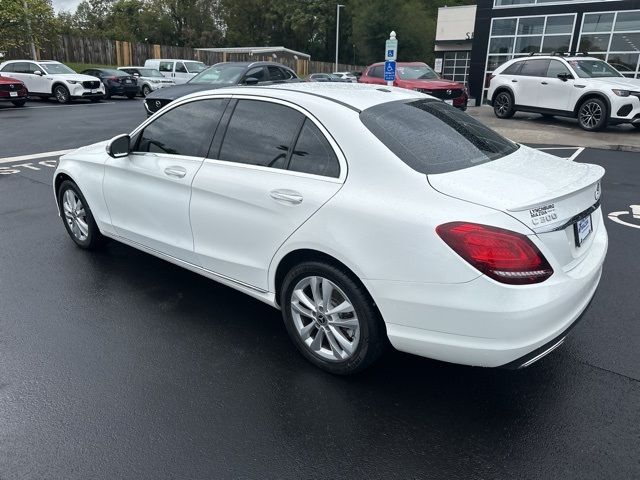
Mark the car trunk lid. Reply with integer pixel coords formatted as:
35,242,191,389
428,146,604,270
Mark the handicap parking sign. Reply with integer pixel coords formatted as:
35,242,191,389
384,61,396,81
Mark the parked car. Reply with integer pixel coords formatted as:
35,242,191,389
308,73,350,82
144,61,299,116
143,59,207,84
0,60,103,103
118,66,175,97
53,83,606,374
488,55,640,131
80,68,138,99
359,61,468,110
333,71,358,83
0,74,28,107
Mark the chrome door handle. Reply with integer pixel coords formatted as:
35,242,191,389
270,189,303,205
164,166,187,178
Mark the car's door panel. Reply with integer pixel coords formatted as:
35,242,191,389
190,98,344,290
514,59,550,107
102,98,228,264
538,60,573,111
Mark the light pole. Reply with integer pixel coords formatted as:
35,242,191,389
335,4,345,72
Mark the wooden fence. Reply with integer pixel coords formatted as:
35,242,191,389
3,35,365,76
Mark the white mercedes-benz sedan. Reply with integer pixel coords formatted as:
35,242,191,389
53,83,607,374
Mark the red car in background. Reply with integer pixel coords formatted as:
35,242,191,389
359,61,468,110
0,74,28,107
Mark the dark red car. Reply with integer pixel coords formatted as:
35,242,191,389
0,74,28,107
359,62,468,110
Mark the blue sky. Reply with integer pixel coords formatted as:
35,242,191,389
52,0,82,13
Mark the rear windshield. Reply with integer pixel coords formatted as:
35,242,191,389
360,99,519,175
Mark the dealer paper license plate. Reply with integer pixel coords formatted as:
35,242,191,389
445,99,454,105
574,214,592,247
10,92,18,97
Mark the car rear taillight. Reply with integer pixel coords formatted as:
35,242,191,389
436,222,553,285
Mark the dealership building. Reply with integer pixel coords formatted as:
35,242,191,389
439,0,640,105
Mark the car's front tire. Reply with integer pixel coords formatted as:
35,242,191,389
57,180,105,250
142,85,152,97
11,99,26,107
493,91,515,119
53,85,70,104
578,98,608,131
280,261,387,375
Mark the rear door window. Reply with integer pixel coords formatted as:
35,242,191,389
268,66,286,81
288,119,340,178
218,100,303,169
135,99,228,157
519,59,551,77
1,63,15,72
502,62,523,75
360,99,519,175
369,66,384,78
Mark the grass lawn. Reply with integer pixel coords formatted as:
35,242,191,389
66,62,116,73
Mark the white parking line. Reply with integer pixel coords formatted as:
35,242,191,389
0,149,74,165
5,102,117,110
568,147,585,161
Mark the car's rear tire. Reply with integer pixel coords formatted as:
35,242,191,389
577,98,608,131
57,180,105,250
142,85,152,97
54,85,71,104
493,91,515,119
280,261,387,375
11,99,26,107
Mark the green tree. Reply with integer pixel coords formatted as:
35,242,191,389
0,0,55,52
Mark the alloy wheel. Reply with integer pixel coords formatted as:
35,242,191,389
55,87,69,103
495,93,511,117
62,189,89,241
579,101,603,129
290,276,360,361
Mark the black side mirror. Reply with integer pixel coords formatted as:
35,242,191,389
243,76,259,85
557,72,572,82
106,134,130,158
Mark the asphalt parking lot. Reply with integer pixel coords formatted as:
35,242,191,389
1,100,639,479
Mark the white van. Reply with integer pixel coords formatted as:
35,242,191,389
143,59,207,84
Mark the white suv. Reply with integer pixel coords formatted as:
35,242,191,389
0,60,104,103
488,55,640,131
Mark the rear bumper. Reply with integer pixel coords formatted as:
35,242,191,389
107,84,138,96
365,219,607,368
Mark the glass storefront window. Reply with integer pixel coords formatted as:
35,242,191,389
582,13,615,33
579,34,611,52
541,35,571,53
610,33,640,52
515,37,542,53
518,17,544,35
489,37,514,54
545,15,574,34
607,53,640,76
614,11,640,32
492,18,517,36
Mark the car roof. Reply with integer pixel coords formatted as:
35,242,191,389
180,82,423,112
368,61,427,67
510,55,601,62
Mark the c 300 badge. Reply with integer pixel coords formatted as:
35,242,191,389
529,203,557,226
